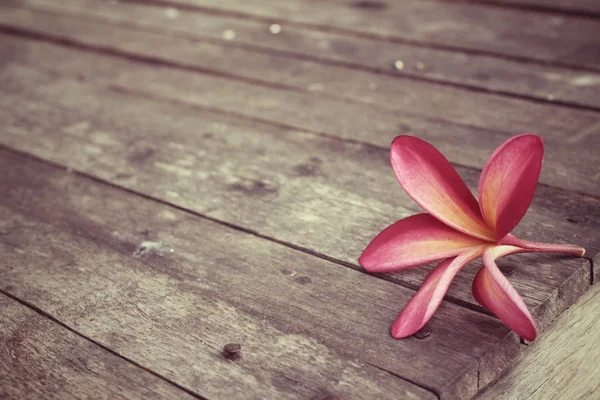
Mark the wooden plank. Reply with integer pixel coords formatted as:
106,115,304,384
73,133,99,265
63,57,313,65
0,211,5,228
0,293,198,400
7,0,600,111
119,0,600,71
0,26,598,199
0,149,525,400
476,254,600,399
0,54,597,337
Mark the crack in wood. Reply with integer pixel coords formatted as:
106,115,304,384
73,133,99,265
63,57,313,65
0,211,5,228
365,361,441,400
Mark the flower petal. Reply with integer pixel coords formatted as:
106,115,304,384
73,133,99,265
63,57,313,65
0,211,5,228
390,136,494,241
473,245,537,341
478,134,543,240
360,214,489,273
391,245,486,339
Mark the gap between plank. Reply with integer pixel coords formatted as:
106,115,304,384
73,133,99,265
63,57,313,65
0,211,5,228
122,0,600,74
0,289,209,400
584,256,595,284
5,6,600,114
431,0,600,19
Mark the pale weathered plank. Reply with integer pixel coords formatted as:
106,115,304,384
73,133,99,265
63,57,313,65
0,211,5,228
0,56,597,340
121,0,600,70
0,149,529,400
0,293,198,400
0,30,598,198
6,0,600,110
476,254,600,400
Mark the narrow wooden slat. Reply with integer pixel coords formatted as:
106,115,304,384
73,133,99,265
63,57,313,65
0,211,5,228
476,256,600,400
0,149,524,400
122,0,600,70
0,53,597,340
7,0,600,111
0,293,198,400
0,26,598,199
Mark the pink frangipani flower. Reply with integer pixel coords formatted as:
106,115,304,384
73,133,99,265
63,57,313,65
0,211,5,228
359,134,585,341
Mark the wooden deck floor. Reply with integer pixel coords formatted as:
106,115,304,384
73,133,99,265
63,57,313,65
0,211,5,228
0,1,599,399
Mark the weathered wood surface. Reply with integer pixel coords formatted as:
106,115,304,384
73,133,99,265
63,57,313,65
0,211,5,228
476,254,600,400
0,47,598,329
0,148,527,400
0,293,198,400
117,0,600,71
5,0,600,111
0,18,598,198
0,0,598,398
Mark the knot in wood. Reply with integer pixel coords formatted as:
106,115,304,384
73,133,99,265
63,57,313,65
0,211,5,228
223,343,242,360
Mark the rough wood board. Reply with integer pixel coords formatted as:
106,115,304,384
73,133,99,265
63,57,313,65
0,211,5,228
0,60,597,341
476,254,600,399
6,0,600,110
0,293,198,400
0,32,598,198
122,0,600,70
0,149,528,400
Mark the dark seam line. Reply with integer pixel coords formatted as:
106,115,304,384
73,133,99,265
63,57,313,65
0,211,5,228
0,290,208,400
2,22,599,200
122,0,600,74
477,358,481,391
431,0,600,19
0,142,503,320
4,6,599,113
583,256,595,284
365,362,441,400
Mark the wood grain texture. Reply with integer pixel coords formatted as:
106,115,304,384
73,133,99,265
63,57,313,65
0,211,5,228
0,1,596,399
475,254,600,400
6,0,600,110
0,27,598,198
121,0,600,70
0,149,533,400
0,52,597,344
0,293,198,400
